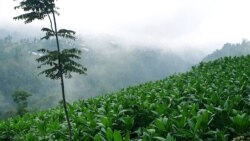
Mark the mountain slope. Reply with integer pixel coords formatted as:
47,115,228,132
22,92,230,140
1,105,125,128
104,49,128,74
203,39,250,62
0,35,196,118
1,55,249,140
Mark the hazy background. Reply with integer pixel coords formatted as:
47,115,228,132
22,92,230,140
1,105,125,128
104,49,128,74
1,0,250,53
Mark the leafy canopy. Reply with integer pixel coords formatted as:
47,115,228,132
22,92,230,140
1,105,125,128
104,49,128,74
13,0,58,24
37,48,87,79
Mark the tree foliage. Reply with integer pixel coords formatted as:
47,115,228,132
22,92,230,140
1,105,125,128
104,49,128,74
13,0,59,24
14,0,87,79
36,48,87,79
12,90,32,116
41,28,76,40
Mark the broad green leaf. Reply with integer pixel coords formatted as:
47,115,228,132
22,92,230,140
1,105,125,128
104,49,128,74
113,130,123,141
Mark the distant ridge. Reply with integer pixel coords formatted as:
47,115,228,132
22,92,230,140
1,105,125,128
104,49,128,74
203,39,250,62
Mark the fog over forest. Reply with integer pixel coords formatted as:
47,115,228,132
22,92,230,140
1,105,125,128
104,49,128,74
0,29,204,114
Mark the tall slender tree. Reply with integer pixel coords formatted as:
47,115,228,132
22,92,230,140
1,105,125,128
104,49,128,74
13,0,87,140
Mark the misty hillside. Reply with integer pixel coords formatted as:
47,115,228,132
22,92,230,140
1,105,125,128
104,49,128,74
2,0,250,140
1,55,249,140
0,33,201,118
203,39,250,62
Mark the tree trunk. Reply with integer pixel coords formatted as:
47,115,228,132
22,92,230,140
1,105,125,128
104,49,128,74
52,11,73,141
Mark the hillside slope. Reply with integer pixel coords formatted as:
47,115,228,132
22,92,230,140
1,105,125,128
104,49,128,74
0,55,250,140
203,40,250,62
0,35,196,118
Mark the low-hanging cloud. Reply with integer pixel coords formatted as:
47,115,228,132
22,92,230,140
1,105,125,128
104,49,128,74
1,0,250,54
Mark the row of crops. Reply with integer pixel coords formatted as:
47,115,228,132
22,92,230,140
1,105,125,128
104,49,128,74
0,55,250,140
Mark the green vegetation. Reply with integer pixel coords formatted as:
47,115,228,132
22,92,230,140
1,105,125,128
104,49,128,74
0,34,194,119
12,90,32,116
1,55,249,140
0,36,59,118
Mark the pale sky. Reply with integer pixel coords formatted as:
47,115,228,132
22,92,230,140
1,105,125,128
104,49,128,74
1,0,250,53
